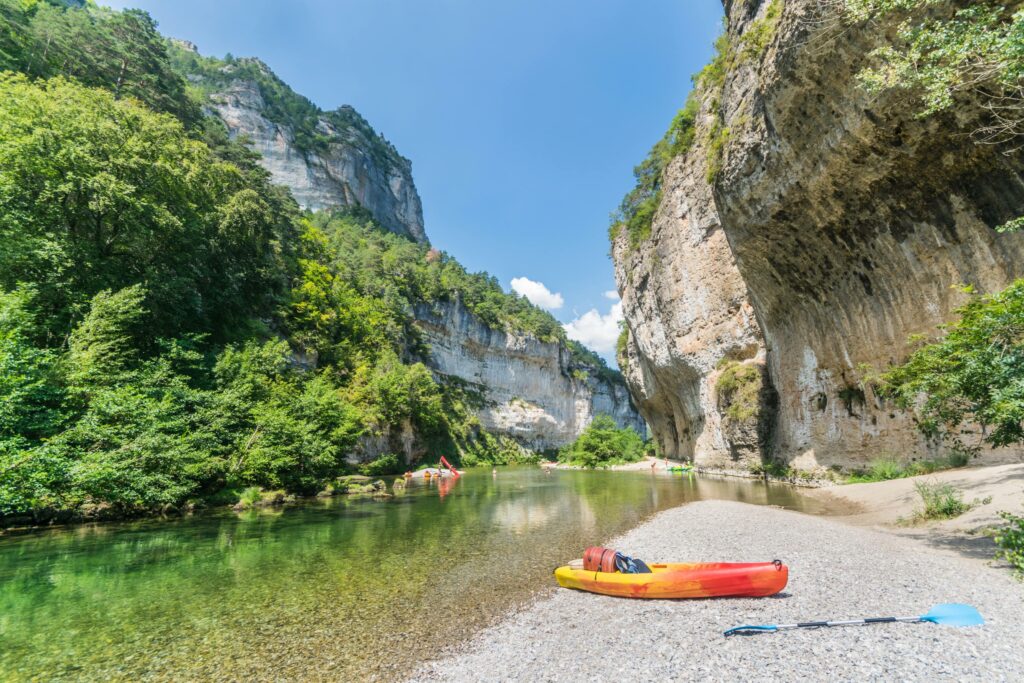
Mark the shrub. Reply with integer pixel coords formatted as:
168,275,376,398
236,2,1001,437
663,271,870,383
914,481,971,520
715,361,762,421
237,486,263,509
866,458,904,481
740,0,782,61
749,460,794,479
360,453,402,477
847,453,971,483
994,509,1024,575
558,415,644,468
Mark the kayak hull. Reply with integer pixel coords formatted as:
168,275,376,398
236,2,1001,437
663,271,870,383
554,561,788,599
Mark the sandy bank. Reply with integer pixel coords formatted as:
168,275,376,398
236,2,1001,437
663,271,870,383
809,464,1024,533
411,500,1023,681
543,456,690,472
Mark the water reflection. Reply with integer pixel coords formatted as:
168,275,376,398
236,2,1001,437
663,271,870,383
0,467,828,681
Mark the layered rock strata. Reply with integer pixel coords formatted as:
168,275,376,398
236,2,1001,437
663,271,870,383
415,301,646,451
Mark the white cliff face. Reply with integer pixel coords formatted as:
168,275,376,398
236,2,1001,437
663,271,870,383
207,78,426,243
414,301,646,450
613,134,766,469
614,0,1024,470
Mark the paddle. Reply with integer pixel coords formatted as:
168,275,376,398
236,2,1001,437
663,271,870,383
723,603,983,637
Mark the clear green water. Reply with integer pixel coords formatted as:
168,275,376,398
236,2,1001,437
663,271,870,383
0,468,827,681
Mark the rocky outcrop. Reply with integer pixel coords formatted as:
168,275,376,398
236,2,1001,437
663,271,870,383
614,0,1024,470
613,118,766,469
414,301,646,450
188,56,425,242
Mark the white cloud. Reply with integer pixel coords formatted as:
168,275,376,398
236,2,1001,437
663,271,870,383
511,277,564,310
563,301,624,355
603,290,620,301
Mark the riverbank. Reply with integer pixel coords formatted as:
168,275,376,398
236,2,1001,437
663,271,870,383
809,463,1024,533
543,456,691,472
412,500,1024,681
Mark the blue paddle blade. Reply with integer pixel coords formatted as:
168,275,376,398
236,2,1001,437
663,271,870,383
723,624,778,637
921,603,984,627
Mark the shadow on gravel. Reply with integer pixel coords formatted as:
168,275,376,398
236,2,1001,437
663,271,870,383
918,532,1005,564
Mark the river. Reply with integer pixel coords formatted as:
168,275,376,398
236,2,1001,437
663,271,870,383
0,467,830,681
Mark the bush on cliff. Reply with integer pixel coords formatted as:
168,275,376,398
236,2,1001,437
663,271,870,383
848,0,1024,149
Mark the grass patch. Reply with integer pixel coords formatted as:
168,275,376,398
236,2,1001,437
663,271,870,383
846,451,970,483
913,481,972,521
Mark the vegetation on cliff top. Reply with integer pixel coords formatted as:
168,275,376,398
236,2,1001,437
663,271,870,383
609,1,781,250
167,42,407,165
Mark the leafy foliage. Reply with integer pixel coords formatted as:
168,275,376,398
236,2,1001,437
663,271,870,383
0,73,296,342
0,0,198,122
359,453,402,477
715,360,763,422
884,280,1024,448
995,508,1024,575
847,0,1024,145
557,415,644,468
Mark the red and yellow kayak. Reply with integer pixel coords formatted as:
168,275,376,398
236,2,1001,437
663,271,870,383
554,561,788,599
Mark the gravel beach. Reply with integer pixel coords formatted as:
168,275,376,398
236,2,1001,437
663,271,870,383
411,500,1024,682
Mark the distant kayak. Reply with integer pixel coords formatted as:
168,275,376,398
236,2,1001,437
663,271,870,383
667,466,693,473
554,560,788,599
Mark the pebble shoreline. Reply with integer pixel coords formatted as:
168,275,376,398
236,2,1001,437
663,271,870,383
411,500,1024,682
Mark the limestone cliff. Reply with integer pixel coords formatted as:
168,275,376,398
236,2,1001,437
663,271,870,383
171,44,426,242
614,0,1024,470
168,42,645,452
414,301,646,451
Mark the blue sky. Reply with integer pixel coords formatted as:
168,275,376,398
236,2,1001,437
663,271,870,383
106,0,724,359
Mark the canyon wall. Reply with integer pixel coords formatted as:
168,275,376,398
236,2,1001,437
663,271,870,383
614,0,1024,470
415,301,646,451
174,46,426,243
174,45,646,452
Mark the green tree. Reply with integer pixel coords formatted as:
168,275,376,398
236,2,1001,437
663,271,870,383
4,0,200,122
0,73,293,341
0,286,65,442
66,285,148,390
885,280,1024,448
558,415,644,468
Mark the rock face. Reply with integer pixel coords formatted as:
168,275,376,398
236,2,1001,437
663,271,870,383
415,301,646,450
202,62,425,242
614,0,1024,470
